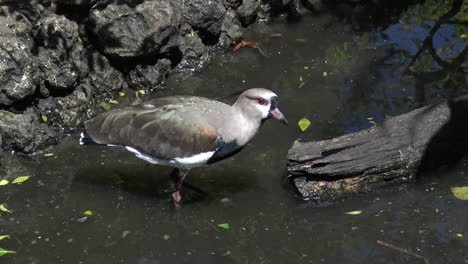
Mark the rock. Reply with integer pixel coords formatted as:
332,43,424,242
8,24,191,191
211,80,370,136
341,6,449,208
36,50,124,128
36,87,89,129
88,0,181,59
0,17,38,106
0,109,57,153
223,0,242,9
182,0,226,41
126,59,171,91
219,9,243,47
0,10,34,48
85,50,124,96
178,32,206,60
33,14,88,92
237,0,261,26
55,0,96,7
302,0,326,12
176,30,207,70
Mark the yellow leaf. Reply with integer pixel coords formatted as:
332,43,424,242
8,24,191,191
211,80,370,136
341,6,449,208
44,153,54,157
298,118,311,132
456,233,463,238
83,210,93,216
41,114,48,122
0,204,12,213
345,210,362,215
12,176,30,184
101,102,111,111
109,100,119,104
119,92,126,96
451,187,468,200
0,235,10,240
0,180,9,186
138,90,146,95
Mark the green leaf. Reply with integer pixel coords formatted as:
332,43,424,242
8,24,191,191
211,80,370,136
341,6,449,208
0,235,10,240
345,210,362,215
303,66,309,70
12,176,30,184
298,76,305,88
456,233,463,238
101,102,111,111
109,100,119,104
44,153,54,157
41,114,48,122
0,180,9,186
217,223,230,229
0,248,15,256
298,118,311,132
138,90,146,95
460,34,467,38
119,92,126,96
451,187,468,200
0,204,12,214
83,210,93,216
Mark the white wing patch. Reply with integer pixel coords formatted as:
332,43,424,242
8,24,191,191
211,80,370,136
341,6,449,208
174,151,216,167
125,146,215,168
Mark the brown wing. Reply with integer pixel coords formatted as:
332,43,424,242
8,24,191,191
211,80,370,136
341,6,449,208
84,97,221,160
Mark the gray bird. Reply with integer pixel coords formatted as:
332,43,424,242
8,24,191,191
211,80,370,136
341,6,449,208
80,88,287,203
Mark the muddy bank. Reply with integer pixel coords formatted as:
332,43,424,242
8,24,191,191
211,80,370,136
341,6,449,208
0,0,417,157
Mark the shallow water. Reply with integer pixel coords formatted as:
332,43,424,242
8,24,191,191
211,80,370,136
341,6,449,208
2,2,467,263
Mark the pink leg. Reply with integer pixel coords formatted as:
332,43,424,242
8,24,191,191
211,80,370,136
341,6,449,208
172,168,190,204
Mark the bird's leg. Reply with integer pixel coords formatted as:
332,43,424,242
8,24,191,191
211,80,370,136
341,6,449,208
172,168,190,204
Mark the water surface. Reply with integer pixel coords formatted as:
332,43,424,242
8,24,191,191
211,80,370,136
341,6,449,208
1,3,467,263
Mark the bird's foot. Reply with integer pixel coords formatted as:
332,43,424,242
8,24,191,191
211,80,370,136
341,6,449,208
172,191,182,204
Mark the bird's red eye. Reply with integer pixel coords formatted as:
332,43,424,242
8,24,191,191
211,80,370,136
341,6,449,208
257,98,267,105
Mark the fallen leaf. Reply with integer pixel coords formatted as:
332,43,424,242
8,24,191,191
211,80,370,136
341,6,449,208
0,204,12,214
0,248,15,256
451,187,468,200
0,235,10,240
298,118,311,132
217,223,230,229
41,114,48,122
83,210,93,216
0,180,9,186
304,66,309,70
298,76,305,88
109,100,119,104
456,233,463,237
119,92,126,96
346,211,362,215
295,38,307,43
232,41,258,51
44,153,54,157
12,176,30,184
101,102,111,111
138,90,146,95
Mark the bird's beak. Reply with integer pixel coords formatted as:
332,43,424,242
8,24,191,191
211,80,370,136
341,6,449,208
269,108,288,125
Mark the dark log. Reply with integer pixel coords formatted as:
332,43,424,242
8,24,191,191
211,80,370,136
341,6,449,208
287,95,468,203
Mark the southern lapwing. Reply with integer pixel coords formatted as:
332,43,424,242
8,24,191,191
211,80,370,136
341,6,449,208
80,88,287,204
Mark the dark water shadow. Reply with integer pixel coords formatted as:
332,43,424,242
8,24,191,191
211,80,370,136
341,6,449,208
417,95,468,174
72,163,258,204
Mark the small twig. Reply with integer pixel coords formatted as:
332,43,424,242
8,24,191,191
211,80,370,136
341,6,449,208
377,240,430,264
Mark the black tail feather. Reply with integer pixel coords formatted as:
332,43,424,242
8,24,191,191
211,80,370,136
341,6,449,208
79,131,100,146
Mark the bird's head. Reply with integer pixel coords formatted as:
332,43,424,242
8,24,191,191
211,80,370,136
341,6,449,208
235,88,288,125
